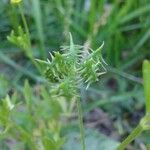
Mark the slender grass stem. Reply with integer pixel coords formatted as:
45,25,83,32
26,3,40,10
77,98,86,150
117,124,143,150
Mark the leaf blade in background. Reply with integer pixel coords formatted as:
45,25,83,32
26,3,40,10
32,0,46,58
143,60,150,114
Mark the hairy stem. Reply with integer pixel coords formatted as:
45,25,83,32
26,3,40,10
117,124,143,150
77,98,86,150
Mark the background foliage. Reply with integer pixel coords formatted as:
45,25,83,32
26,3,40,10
0,0,150,149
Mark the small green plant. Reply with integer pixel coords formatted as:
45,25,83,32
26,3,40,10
117,60,150,150
7,0,44,73
0,81,68,150
0,95,14,135
37,34,106,150
7,26,32,58
7,0,33,61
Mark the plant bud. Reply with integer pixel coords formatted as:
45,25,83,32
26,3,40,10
11,0,22,4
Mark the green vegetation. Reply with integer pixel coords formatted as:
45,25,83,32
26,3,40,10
117,60,150,149
0,0,150,150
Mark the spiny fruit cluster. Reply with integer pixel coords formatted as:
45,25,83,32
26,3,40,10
37,34,107,99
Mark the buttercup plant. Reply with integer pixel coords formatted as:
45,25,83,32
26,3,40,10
8,0,43,72
37,34,107,150
9,0,31,58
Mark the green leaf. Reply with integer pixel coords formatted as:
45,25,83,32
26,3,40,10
42,137,57,150
23,80,32,111
143,60,150,114
7,26,32,58
0,95,14,134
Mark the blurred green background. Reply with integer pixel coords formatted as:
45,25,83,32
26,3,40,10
0,0,150,149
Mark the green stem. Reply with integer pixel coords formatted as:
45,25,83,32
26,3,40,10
117,124,143,150
77,98,86,150
19,4,31,49
18,4,42,73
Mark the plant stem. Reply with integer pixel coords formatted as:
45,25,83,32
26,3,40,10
77,98,86,150
18,4,43,73
117,124,143,150
19,4,31,49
